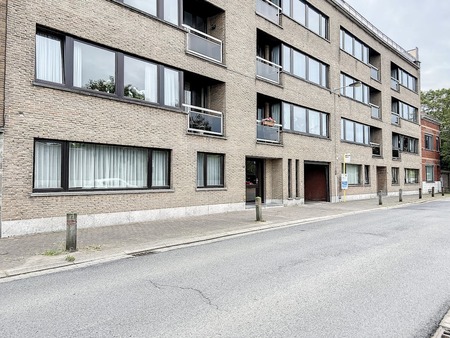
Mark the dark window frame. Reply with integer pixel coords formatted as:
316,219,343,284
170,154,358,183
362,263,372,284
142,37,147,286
282,0,329,39
197,152,225,188
425,134,433,150
282,102,329,138
35,26,183,110
33,139,171,193
115,0,183,26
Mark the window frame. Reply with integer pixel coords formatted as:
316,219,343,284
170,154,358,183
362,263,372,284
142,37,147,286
197,152,225,188
282,102,329,138
33,139,171,192
391,167,399,185
425,165,434,183
35,27,183,110
405,168,419,184
282,0,329,39
425,134,433,150
340,73,369,104
343,163,361,186
340,29,370,64
117,0,182,26
341,118,371,146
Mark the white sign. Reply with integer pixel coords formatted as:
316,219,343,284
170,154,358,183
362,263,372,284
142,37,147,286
341,174,348,190
344,153,351,163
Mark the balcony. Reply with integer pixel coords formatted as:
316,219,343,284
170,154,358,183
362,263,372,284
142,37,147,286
183,25,223,63
391,112,400,125
256,56,282,84
256,0,281,25
391,78,400,91
392,149,401,159
370,104,380,119
184,104,223,136
370,64,380,81
371,142,381,156
256,120,281,143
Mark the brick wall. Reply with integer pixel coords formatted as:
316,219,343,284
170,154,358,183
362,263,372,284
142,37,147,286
0,0,6,127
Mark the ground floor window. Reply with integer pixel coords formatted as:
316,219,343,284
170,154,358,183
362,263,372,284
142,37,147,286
197,152,224,188
425,165,434,182
343,163,360,185
392,167,399,184
364,165,370,185
405,168,419,184
34,140,170,191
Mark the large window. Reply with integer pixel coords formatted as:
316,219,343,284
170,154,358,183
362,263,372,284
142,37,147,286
282,0,328,39
392,133,419,155
35,29,181,108
391,66,417,92
425,165,434,182
282,45,328,87
340,74,369,104
341,119,370,145
392,99,418,123
343,164,360,185
425,134,433,150
340,29,369,64
282,102,328,137
405,168,419,184
34,140,170,191
197,152,224,188
121,0,179,25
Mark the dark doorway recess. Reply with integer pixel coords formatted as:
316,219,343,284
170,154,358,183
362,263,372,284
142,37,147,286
304,162,330,202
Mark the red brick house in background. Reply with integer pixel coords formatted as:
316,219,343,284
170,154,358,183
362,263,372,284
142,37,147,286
421,114,442,192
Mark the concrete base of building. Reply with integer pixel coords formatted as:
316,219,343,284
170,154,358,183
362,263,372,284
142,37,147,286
1,202,246,237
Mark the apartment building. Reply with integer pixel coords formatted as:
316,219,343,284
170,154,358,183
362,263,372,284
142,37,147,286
421,114,441,192
0,0,421,236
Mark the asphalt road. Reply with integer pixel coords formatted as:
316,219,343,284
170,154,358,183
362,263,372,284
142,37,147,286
1,200,450,337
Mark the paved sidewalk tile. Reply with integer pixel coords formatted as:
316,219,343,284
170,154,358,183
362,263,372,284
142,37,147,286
0,194,448,278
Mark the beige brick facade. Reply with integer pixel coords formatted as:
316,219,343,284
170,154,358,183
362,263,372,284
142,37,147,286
0,0,422,236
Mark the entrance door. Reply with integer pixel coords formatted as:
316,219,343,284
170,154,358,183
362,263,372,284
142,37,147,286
246,158,264,203
376,166,387,195
304,162,330,202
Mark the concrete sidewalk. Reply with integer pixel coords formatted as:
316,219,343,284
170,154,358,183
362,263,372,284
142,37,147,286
1,193,448,279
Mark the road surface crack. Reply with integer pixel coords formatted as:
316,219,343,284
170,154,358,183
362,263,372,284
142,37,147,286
148,280,219,310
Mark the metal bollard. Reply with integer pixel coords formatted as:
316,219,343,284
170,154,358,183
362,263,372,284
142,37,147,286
66,213,78,252
419,188,422,199
255,197,263,222
378,190,383,205
399,189,403,202
432,187,435,197
443,187,445,196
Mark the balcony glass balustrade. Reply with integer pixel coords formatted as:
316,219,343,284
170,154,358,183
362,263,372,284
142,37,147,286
256,56,282,84
256,0,281,25
256,120,281,143
184,104,223,136
183,25,222,63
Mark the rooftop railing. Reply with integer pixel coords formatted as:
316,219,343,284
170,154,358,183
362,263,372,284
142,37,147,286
334,0,418,64
184,104,223,136
183,25,223,63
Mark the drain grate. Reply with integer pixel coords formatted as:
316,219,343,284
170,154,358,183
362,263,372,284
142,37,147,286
442,330,450,338
130,250,156,257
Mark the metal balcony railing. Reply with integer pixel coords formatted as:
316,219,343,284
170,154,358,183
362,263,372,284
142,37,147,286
391,77,400,91
256,56,282,84
183,25,222,63
256,120,281,143
391,112,400,125
370,104,380,119
370,142,381,156
370,64,380,81
256,0,282,25
184,104,223,136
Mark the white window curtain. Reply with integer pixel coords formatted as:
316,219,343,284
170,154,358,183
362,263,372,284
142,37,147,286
73,42,83,88
346,164,360,185
144,63,158,103
34,141,62,189
36,34,63,84
271,103,281,124
206,155,223,186
271,45,280,65
197,153,205,187
282,102,291,130
152,150,169,187
69,143,147,189
308,110,320,135
164,68,180,107
164,0,179,24
124,0,157,16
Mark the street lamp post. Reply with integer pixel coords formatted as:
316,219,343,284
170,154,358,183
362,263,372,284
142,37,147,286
330,81,361,203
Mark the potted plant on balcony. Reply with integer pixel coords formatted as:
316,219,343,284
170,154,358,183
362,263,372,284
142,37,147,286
262,117,276,127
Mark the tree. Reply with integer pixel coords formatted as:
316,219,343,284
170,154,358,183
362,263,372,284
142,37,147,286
421,88,450,169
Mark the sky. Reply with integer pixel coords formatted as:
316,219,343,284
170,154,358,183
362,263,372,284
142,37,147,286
342,0,450,91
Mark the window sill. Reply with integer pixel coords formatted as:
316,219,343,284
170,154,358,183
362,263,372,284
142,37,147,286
31,189,175,197
196,187,227,192
187,131,227,140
